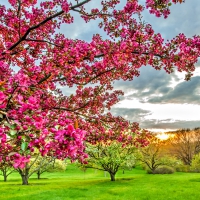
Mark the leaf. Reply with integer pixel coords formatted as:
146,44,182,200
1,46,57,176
8,152,18,157
55,125,60,130
0,87,5,91
9,129,17,136
21,142,28,151
10,124,17,129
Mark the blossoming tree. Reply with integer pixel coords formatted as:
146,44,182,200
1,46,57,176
0,0,199,184
83,127,149,181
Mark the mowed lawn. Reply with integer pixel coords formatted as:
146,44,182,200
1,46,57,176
1,165,200,200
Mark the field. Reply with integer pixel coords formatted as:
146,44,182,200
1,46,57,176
1,165,200,200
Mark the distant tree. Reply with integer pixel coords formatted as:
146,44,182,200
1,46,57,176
168,128,200,165
15,153,56,184
83,128,149,181
0,143,15,182
190,153,200,172
34,158,67,179
139,135,167,174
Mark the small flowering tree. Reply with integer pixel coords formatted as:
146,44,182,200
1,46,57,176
0,143,15,182
15,153,66,184
84,127,150,181
0,0,199,185
15,153,55,184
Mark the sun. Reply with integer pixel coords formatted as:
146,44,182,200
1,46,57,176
156,133,170,140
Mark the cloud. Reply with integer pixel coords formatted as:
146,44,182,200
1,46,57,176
148,76,200,104
110,107,200,131
144,120,200,131
111,107,151,122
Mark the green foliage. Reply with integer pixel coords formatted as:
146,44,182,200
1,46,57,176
86,141,136,169
175,163,190,172
159,156,182,167
190,153,200,172
47,160,67,173
84,141,136,181
29,155,55,175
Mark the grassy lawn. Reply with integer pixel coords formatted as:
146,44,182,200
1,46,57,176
1,165,200,200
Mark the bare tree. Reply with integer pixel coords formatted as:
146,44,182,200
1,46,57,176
139,136,165,173
169,128,200,165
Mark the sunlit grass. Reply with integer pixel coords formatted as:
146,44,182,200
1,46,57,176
1,164,200,200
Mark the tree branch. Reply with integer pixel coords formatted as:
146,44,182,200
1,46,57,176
7,0,92,51
25,39,63,48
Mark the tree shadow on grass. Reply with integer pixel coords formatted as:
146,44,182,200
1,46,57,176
8,183,47,186
189,178,200,182
119,177,135,181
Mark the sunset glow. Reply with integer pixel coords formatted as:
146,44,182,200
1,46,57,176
156,133,171,140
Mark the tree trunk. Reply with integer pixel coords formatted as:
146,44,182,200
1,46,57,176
37,171,41,179
152,167,156,174
109,172,116,181
19,168,29,185
3,172,7,182
21,174,29,185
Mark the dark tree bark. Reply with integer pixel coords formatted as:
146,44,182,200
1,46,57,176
37,171,41,179
109,172,116,181
18,168,30,185
3,171,7,182
21,174,29,185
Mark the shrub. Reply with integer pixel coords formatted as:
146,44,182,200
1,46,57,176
147,166,175,174
47,160,67,172
146,169,153,174
154,166,175,174
190,153,200,173
175,164,190,172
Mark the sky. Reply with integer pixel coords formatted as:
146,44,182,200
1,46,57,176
3,0,200,133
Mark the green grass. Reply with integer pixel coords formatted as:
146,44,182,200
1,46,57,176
1,165,200,200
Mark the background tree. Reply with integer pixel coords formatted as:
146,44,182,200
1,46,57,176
15,153,56,185
0,143,15,182
139,134,172,173
140,134,164,174
190,153,200,172
15,154,68,184
33,157,67,179
168,128,200,165
83,128,149,181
